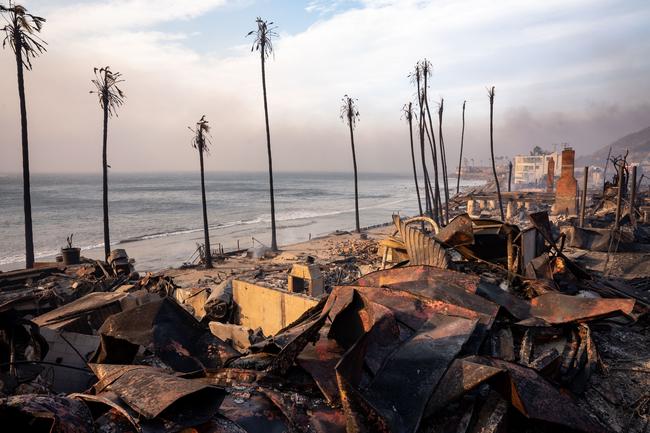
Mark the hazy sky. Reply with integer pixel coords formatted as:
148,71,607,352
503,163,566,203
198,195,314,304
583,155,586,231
1,0,649,174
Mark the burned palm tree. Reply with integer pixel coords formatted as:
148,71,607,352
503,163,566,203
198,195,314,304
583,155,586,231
409,63,433,217
248,17,279,251
456,100,466,194
189,116,213,269
90,67,124,261
438,98,450,223
488,86,505,220
341,95,361,233
1,2,46,268
403,102,422,216
421,60,443,224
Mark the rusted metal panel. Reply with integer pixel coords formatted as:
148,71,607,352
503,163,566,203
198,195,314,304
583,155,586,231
334,305,479,433
436,213,475,246
90,364,224,420
524,293,635,325
477,283,634,325
356,265,481,294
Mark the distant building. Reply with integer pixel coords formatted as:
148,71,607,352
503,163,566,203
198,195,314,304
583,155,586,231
513,152,561,186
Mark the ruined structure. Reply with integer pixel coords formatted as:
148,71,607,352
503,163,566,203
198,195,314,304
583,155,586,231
553,147,577,215
546,156,555,192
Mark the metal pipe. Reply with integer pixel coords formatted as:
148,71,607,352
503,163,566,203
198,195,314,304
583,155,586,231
614,163,624,230
579,166,588,227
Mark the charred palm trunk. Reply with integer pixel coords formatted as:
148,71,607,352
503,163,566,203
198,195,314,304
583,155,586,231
488,87,505,220
438,99,450,223
416,79,433,217
14,29,34,268
456,101,466,194
198,142,212,268
260,43,278,251
348,104,361,233
407,103,423,216
102,90,110,261
423,89,441,225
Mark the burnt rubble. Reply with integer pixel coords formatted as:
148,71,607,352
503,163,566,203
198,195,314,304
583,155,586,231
1,204,649,433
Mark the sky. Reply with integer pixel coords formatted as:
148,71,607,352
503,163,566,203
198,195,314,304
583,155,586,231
1,0,649,174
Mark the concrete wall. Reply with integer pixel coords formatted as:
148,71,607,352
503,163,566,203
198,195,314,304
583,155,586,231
232,280,319,335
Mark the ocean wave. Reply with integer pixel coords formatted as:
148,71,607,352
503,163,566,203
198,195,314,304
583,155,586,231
1,196,413,266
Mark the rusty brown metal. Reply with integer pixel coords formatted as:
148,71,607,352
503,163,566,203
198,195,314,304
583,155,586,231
356,265,481,294
478,282,634,325
436,213,475,246
524,292,635,325
90,364,224,420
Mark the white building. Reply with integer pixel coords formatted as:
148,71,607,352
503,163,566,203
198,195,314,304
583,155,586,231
513,152,561,185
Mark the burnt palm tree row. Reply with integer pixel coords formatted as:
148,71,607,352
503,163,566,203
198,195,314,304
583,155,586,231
402,61,503,228
3,2,503,269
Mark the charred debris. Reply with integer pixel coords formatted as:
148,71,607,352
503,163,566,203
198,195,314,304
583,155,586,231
1,166,650,433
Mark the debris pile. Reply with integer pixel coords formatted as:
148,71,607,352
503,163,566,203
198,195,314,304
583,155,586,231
1,209,649,432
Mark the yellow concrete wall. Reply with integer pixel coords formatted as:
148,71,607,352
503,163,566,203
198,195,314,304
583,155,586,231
232,280,319,335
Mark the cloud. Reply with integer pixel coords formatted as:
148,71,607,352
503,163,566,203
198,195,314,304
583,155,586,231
1,0,649,174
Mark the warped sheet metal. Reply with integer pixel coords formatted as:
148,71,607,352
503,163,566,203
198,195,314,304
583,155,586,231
477,283,635,324
90,364,224,420
356,265,481,294
33,291,129,333
91,298,239,372
436,213,475,247
322,285,479,433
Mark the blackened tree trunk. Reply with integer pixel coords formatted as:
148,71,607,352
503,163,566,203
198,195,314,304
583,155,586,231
348,110,361,233
438,99,450,224
488,87,505,220
260,43,277,251
102,91,111,261
199,146,212,268
407,103,423,216
415,81,432,217
456,101,466,194
14,30,34,268
423,76,441,224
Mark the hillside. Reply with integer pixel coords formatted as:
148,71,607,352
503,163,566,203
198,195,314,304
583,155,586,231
577,126,650,166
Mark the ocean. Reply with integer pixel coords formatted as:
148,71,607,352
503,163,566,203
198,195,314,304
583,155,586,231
0,172,481,271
